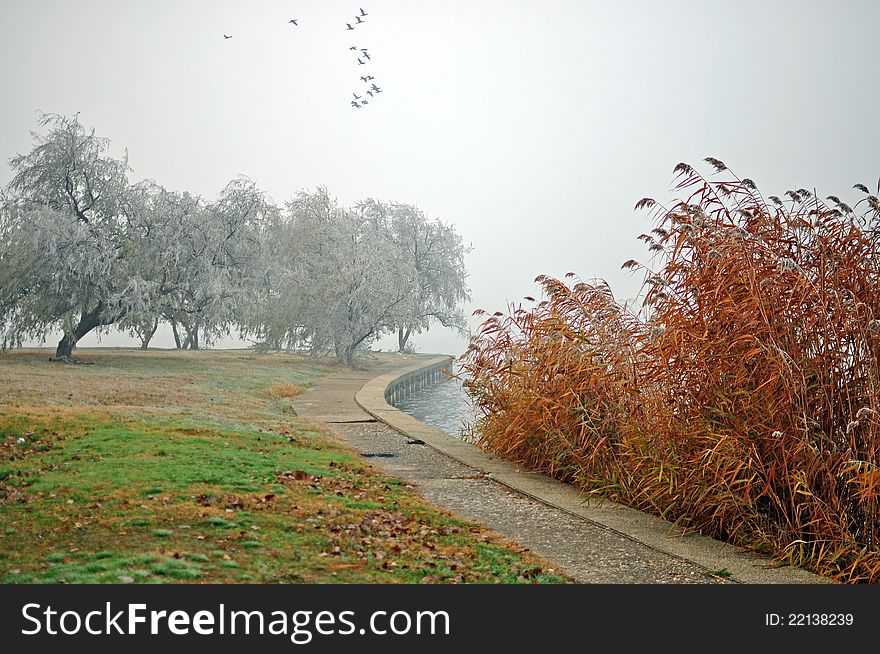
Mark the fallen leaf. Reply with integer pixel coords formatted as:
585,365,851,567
329,562,362,570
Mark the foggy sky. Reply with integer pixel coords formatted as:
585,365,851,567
1,0,878,355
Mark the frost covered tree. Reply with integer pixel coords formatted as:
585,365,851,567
0,115,272,358
1,113,467,364
253,187,414,365
160,178,272,349
0,113,139,359
118,178,272,350
114,182,201,349
248,190,470,363
359,200,471,352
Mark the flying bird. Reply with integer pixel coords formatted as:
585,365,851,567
349,45,358,50
357,58,365,65
353,93,361,100
366,90,374,97
289,19,298,25
355,16,364,24
362,52,371,60
360,75,370,82
361,99,369,105
223,34,232,39
351,101,361,108
370,84,381,92
359,8,368,16
346,23,355,30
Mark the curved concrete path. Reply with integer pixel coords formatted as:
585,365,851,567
294,355,827,584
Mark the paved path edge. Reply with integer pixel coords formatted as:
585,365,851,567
354,355,830,585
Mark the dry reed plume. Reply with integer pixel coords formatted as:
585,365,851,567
462,160,880,582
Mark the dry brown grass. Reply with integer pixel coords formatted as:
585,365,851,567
0,348,332,417
269,381,305,398
462,160,880,582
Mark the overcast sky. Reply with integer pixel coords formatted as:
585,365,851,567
2,0,878,355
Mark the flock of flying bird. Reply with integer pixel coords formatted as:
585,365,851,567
222,8,382,110
347,9,383,109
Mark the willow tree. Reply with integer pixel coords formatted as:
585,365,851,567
0,113,138,359
360,200,471,351
116,178,273,350
115,182,202,349
256,187,414,365
173,177,272,349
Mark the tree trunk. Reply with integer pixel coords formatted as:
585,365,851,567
55,303,105,358
138,318,159,350
338,329,373,367
171,320,182,349
397,325,412,352
178,317,199,350
335,341,356,367
55,332,78,359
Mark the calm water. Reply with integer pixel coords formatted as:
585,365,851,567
394,371,478,439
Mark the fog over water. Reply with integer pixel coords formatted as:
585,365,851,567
2,1,879,356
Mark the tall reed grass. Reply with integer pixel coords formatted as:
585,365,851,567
462,160,880,582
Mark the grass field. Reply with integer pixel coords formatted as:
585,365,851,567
0,348,566,584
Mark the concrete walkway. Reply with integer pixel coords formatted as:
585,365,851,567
293,355,828,584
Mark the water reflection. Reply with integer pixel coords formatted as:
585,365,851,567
394,371,477,440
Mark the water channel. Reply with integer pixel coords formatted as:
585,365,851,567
393,365,478,440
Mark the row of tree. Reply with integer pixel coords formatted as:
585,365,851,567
0,113,471,364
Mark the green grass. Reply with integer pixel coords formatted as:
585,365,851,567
0,348,569,584
710,568,733,579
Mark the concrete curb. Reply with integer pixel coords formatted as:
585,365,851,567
355,356,831,585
